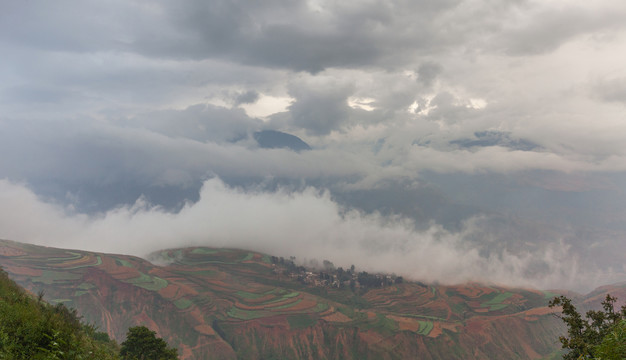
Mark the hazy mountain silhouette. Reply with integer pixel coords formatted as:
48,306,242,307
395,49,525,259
254,130,311,152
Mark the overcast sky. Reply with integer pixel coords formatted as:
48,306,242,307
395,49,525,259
2,0,626,292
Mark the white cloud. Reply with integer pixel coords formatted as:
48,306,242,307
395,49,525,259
240,95,294,119
0,178,618,292
348,97,376,111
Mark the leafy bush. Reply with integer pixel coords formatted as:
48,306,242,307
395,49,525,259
0,268,119,359
120,326,178,360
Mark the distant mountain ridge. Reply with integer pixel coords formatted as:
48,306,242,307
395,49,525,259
253,130,311,151
3,239,622,359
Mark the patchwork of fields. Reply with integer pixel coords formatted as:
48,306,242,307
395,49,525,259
0,239,570,359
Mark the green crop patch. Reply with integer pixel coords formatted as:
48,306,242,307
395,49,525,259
115,258,134,267
191,248,220,255
242,253,254,261
287,314,316,329
239,262,273,275
77,282,96,290
124,272,151,284
125,273,168,291
270,298,302,310
49,299,73,305
187,270,218,277
337,306,356,319
450,301,468,315
542,290,559,299
63,255,102,269
264,291,300,304
484,292,513,305
227,307,266,320
400,313,444,321
33,270,82,284
236,290,265,300
313,302,329,313
481,292,513,311
174,298,193,310
417,321,433,335
377,314,398,332
487,304,508,311
47,251,82,262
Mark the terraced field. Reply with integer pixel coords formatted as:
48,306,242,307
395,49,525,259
0,239,572,360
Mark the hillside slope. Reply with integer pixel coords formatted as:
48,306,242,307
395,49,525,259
0,263,119,359
0,239,581,359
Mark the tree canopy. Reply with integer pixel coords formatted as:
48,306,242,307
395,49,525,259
120,326,178,360
549,294,626,360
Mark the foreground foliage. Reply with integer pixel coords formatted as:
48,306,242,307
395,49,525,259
0,267,179,359
549,294,626,360
120,326,178,360
0,268,119,359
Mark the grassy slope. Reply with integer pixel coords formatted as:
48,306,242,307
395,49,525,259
0,266,119,359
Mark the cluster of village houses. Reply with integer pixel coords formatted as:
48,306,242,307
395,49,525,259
270,258,402,290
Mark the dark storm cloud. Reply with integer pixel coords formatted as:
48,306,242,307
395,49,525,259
0,114,372,208
154,0,459,72
417,62,442,87
233,90,260,106
4,1,625,74
125,103,262,143
1,0,483,73
286,77,355,135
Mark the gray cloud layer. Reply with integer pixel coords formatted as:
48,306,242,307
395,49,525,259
2,0,626,291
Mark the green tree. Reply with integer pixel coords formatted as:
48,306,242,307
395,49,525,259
120,326,178,360
549,294,626,360
594,319,626,360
